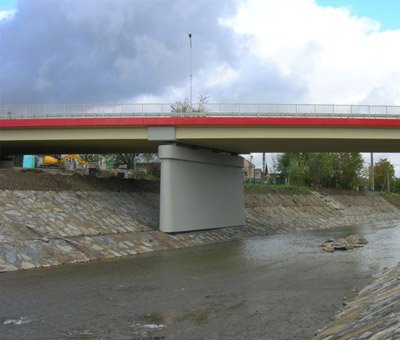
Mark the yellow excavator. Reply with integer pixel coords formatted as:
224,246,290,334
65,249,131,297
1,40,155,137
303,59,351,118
42,154,90,168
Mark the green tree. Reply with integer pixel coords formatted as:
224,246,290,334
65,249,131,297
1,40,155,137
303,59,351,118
331,153,364,189
392,178,400,194
306,153,335,188
137,153,159,163
80,154,101,163
105,153,138,170
277,152,364,189
277,153,309,185
373,158,395,191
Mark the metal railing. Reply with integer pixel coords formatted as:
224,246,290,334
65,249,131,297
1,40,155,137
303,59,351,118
1,103,400,119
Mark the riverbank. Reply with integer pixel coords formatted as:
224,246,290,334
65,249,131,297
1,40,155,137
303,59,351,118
1,169,399,272
313,264,400,340
2,223,400,340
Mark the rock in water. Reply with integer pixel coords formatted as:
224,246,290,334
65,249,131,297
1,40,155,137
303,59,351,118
346,235,360,245
333,243,348,251
323,245,335,253
358,237,368,245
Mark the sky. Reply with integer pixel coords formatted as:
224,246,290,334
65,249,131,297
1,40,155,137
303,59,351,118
1,0,400,175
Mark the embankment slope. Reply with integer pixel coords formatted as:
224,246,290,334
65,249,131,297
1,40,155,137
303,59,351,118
1,169,400,272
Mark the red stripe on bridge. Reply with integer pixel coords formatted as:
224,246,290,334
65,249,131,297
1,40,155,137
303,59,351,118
2,117,400,128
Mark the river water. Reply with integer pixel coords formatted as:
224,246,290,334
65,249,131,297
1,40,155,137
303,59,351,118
1,220,400,340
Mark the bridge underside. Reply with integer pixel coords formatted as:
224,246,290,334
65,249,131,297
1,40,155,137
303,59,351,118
2,125,400,155
3,138,400,155
2,122,400,232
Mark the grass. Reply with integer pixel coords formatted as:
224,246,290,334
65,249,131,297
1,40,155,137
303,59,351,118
243,183,312,195
379,191,400,208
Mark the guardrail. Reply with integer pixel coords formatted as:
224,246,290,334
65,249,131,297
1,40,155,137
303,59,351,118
1,103,400,119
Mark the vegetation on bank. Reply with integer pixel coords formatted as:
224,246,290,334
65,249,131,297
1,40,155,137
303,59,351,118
276,152,400,193
244,183,311,195
379,192,400,209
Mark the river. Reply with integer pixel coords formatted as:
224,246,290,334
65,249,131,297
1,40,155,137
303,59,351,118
1,220,400,340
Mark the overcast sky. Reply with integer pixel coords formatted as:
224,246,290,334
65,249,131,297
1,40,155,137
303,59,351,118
1,0,400,173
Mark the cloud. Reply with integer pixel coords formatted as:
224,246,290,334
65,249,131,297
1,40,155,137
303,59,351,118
0,9,15,21
0,0,241,104
1,0,400,107
220,0,400,105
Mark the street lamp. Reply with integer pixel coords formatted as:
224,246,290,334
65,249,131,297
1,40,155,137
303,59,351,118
188,33,192,110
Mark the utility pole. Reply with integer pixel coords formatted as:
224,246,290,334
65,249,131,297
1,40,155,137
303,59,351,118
370,152,374,191
188,33,192,111
262,153,266,173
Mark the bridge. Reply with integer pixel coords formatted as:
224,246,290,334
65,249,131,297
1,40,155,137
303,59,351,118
1,103,400,233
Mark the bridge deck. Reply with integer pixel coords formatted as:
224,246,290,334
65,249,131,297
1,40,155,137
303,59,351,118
2,104,400,155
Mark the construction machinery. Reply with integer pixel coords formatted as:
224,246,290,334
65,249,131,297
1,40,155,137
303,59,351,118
42,154,90,168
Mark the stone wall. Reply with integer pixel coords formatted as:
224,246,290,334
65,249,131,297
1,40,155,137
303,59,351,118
313,264,400,339
0,190,399,272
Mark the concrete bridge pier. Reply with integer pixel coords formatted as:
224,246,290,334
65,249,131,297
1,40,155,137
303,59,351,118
0,157,13,169
158,144,245,233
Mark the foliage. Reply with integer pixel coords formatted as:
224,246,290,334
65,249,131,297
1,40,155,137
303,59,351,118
12,155,23,167
80,154,101,163
307,153,335,187
331,153,364,189
243,182,311,195
277,153,309,185
373,158,395,191
171,90,210,113
379,192,400,208
393,178,400,194
276,152,364,189
136,153,159,163
105,153,138,170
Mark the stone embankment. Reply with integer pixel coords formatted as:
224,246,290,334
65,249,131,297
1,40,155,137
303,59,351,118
313,264,400,340
1,184,400,272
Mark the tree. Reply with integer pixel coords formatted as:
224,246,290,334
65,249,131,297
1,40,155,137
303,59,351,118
105,153,139,170
331,153,364,189
277,153,309,185
306,153,335,188
80,154,101,163
137,153,159,163
373,158,395,191
392,178,400,194
277,152,364,189
171,90,210,113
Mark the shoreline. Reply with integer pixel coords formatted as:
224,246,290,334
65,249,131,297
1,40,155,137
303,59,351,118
1,188,399,272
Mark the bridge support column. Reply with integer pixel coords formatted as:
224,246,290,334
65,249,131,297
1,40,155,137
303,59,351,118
0,157,13,169
159,144,245,233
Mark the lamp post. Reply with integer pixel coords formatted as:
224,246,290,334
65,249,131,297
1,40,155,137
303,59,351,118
188,33,192,111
